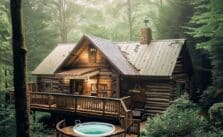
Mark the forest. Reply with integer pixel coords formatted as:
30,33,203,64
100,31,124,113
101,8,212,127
0,0,223,137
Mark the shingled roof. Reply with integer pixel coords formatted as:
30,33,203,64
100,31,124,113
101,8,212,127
32,35,186,76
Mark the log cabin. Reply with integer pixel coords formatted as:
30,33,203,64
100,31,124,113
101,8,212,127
30,27,193,122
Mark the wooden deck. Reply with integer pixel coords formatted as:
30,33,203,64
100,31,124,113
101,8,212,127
30,92,133,129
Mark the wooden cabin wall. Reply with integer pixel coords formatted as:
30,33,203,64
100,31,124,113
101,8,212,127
57,40,122,97
172,50,192,98
69,43,109,68
143,80,175,116
82,68,120,97
36,76,61,93
120,77,175,116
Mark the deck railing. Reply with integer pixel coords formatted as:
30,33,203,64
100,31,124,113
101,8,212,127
30,92,133,129
56,120,126,137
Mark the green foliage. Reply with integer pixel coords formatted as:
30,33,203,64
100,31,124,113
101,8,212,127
142,95,223,137
0,102,53,137
148,0,194,39
142,95,205,137
23,0,58,77
209,102,223,127
200,86,223,110
188,0,223,89
0,0,13,90
0,104,16,137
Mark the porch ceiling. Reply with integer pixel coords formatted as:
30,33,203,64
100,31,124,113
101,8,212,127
56,68,99,79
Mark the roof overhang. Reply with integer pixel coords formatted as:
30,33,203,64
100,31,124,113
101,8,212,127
56,68,99,79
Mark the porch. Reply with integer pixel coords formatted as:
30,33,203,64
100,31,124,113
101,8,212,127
36,68,120,98
30,92,134,129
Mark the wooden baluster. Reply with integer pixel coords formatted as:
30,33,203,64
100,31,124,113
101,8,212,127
75,96,77,112
103,99,105,116
48,93,51,109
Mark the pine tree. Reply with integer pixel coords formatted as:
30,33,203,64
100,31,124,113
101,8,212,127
189,0,223,89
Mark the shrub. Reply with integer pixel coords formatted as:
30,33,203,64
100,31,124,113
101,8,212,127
208,102,223,127
200,86,223,110
0,105,16,137
141,95,206,137
141,94,223,137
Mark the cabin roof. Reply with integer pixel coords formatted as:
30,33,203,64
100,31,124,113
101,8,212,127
32,43,77,75
85,35,138,75
32,35,186,76
117,39,185,76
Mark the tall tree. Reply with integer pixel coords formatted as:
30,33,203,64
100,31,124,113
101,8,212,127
51,0,82,43
10,0,30,136
23,0,58,77
148,0,194,39
127,0,133,41
189,0,223,89
0,0,13,91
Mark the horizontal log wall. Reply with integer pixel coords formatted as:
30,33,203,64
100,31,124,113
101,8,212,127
172,53,192,97
143,80,174,116
37,76,61,93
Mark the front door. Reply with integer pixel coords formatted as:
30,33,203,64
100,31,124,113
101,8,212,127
70,79,83,95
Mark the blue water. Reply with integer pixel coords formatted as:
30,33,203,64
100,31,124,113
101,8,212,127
74,123,113,135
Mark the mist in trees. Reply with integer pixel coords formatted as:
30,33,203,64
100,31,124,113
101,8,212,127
1,0,223,136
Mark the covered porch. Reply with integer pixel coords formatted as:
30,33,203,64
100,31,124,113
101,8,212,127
55,68,119,98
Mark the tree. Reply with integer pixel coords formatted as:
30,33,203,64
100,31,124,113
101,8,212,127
50,0,82,43
23,0,58,77
10,0,30,136
148,0,194,39
189,0,223,89
0,0,13,91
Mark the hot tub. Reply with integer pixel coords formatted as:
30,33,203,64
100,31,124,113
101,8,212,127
73,122,115,137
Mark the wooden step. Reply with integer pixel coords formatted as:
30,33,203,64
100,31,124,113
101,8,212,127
144,105,167,111
145,92,171,96
146,94,170,99
145,109,164,114
145,102,170,107
146,85,173,90
146,97,170,103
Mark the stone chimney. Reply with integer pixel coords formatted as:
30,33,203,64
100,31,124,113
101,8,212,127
140,19,152,44
140,27,152,45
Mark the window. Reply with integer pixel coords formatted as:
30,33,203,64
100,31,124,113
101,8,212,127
89,45,97,63
99,84,108,91
91,84,97,91
99,84,108,97
91,84,97,96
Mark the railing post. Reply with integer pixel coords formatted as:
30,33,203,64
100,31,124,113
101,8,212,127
75,96,77,112
103,99,106,116
48,93,51,109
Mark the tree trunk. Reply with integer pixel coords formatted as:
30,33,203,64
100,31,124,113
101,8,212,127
127,0,133,41
10,0,30,137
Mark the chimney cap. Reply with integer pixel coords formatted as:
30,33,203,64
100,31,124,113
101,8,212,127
144,19,149,27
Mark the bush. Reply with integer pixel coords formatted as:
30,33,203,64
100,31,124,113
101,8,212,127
200,86,223,110
208,102,223,127
0,105,16,137
141,95,223,137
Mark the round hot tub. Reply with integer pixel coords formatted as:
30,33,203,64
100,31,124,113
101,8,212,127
73,122,115,137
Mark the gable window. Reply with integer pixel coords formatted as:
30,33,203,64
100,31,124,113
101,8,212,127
89,45,97,63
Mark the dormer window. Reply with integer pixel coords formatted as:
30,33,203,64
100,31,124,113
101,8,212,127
89,45,97,63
